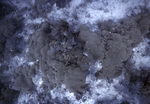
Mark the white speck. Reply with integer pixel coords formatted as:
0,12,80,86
32,75,43,87
28,62,34,66
95,61,102,71
83,52,89,57
25,48,29,53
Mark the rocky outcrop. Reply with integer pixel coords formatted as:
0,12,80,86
19,22,89,95
15,13,150,96
78,15,146,79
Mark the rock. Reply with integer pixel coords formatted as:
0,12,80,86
138,17,150,35
78,15,144,79
14,74,34,91
65,66,86,94
79,25,105,60
26,22,88,94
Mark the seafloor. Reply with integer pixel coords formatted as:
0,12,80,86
0,0,150,104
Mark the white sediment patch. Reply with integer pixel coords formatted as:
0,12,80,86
50,77,124,104
17,93,38,104
50,62,125,104
82,63,124,104
48,0,150,25
50,84,76,101
83,76,124,104
132,38,150,69
12,56,26,66
12,0,150,32
93,61,102,73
